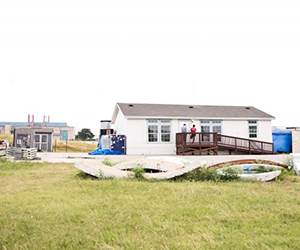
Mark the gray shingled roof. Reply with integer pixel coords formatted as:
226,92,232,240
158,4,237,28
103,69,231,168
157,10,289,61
117,103,275,119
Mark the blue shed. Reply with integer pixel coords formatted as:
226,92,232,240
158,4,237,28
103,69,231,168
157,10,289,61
272,129,292,153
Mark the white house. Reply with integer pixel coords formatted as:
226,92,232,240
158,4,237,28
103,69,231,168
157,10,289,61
111,103,275,155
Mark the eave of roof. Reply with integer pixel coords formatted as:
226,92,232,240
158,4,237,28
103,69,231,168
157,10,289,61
116,103,275,120
124,116,274,120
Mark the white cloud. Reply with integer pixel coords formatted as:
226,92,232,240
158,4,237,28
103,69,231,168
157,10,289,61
0,0,299,134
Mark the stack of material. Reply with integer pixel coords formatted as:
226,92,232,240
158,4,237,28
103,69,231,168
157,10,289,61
8,147,38,160
6,147,15,157
110,135,126,154
22,148,38,160
101,135,111,150
0,140,6,157
0,149,5,157
14,148,23,160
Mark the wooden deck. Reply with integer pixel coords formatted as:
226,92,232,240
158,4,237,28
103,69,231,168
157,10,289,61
176,132,274,155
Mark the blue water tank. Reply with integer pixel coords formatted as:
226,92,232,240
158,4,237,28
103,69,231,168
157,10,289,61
272,129,292,153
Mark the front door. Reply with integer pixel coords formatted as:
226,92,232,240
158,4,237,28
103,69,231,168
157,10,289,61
34,134,48,151
178,120,191,132
179,120,197,144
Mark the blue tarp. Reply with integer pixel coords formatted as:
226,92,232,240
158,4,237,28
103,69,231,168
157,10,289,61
272,129,292,153
88,148,123,155
88,134,125,155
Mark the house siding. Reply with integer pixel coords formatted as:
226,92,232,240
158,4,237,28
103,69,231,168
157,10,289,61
126,119,177,155
114,109,127,135
222,120,248,138
222,120,272,142
121,118,273,155
257,120,272,142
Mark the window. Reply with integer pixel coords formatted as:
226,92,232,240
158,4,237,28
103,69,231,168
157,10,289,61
201,125,210,141
161,125,171,142
201,125,210,133
148,119,158,123
248,120,257,138
148,125,158,142
147,119,171,143
200,120,210,124
200,120,222,133
201,120,222,142
212,126,221,133
61,130,69,141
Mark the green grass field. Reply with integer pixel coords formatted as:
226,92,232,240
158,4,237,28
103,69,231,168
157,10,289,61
1,160,300,250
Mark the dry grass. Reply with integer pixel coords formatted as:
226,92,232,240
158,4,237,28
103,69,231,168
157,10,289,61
53,140,97,153
0,134,97,153
0,134,13,145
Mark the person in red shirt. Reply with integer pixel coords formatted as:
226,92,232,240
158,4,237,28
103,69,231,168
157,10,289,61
190,124,197,143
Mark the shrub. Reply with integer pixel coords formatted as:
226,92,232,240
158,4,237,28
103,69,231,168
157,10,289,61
219,167,239,181
256,165,277,173
102,158,119,167
132,167,145,180
276,168,298,183
179,166,239,182
281,167,297,176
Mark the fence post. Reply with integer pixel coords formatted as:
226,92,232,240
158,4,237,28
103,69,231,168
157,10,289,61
235,138,237,155
249,141,251,155
66,139,68,152
199,133,201,147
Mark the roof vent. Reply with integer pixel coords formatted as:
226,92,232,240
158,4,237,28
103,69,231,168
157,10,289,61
245,107,250,110
129,104,134,107
189,106,194,108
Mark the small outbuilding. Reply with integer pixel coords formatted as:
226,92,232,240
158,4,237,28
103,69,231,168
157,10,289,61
13,127,54,152
286,127,300,154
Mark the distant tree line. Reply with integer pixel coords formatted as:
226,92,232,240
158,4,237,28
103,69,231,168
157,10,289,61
76,128,95,141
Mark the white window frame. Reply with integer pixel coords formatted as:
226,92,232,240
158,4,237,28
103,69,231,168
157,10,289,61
147,119,172,143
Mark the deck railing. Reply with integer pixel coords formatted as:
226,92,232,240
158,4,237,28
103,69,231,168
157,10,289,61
176,132,273,154
217,134,273,154
176,132,218,147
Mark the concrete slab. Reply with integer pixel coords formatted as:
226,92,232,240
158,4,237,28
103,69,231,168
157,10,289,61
74,158,205,180
38,152,290,165
38,152,299,177
143,161,204,180
74,160,130,179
